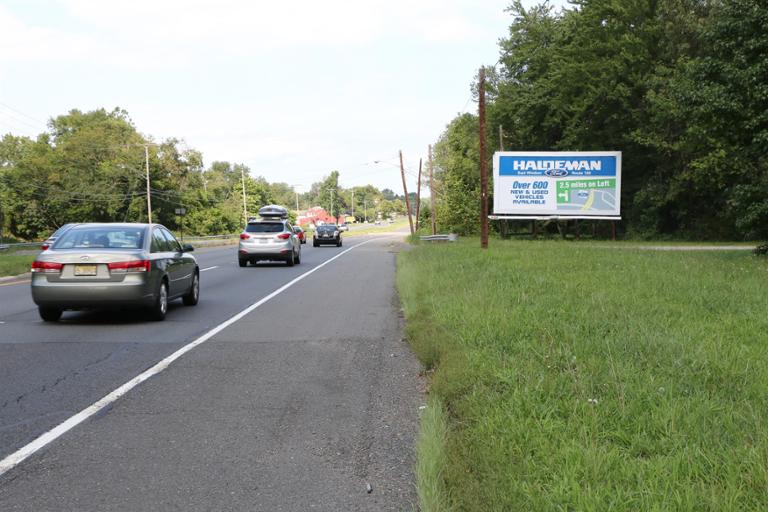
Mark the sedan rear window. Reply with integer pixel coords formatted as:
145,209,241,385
246,223,283,233
54,228,145,249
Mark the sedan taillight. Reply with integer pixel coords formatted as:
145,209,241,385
276,233,291,240
108,260,151,273
41,244,50,251
240,233,250,240
31,261,63,273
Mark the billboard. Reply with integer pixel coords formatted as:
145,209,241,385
492,151,621,219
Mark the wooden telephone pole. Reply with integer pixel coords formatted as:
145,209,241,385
415,158,422,231
399,150,415,236
479,67,489,249
429,144,436,235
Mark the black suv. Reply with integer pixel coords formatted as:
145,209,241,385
313,224,342,247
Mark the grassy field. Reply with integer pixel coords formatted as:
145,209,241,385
397,238,768,511
0,254,35,278
337,218,410,237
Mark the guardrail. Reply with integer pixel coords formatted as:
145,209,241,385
0,234,240,252
0,242,43,251
181,234,238,240
419,234,458,243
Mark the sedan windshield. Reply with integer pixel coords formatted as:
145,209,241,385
54,227,145,249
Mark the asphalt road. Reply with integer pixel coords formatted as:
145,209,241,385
0,234,422,511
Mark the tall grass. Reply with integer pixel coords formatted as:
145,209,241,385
416,397,452,512
0,254,34,277
397,239,768,511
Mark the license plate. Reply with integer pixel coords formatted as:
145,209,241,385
74,264,97,276
260,239,268,244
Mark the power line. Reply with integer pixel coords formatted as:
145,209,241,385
0,110,44,133
0,118,37,137
0,102,47,125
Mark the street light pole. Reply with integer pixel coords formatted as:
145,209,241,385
291,184,302,213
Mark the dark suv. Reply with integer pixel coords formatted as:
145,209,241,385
313,224,342,247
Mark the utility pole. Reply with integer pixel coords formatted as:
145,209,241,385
479,67,489,249
351,188,355,221
399,150,415,236
429,144,436,235
145,145,152,224
240,166,248,225
415,158,422,231
364,197,367,223
498,126,507,238
330,188,335,221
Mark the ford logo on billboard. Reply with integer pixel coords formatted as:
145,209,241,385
545,168,569,177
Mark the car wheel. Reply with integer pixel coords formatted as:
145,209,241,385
286,250,295,267
39,307,62,322
149,280,168,321
238,258,248,267
182,271,199,306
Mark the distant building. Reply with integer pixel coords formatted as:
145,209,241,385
296,206,338,227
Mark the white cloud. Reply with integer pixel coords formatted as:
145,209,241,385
0,1,489,65
1,0,509,192
0,5,91,62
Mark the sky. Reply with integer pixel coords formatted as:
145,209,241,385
0,0,570,194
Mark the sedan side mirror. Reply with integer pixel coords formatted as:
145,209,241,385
182,244,195,252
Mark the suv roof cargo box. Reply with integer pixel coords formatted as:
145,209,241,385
258,204,289,219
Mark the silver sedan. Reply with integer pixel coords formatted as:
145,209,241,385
31,223,199,322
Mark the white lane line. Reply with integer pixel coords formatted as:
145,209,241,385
200,266,219,272
0,237,381,477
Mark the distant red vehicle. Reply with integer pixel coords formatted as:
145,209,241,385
292,226,307,244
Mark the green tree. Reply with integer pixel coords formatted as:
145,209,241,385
312,171,344,219
433,113,482,234
634,0,768,239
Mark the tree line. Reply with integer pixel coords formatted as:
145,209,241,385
0,108,406,240
432,0,767,239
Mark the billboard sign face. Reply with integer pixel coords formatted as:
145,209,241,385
493,151,621,218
